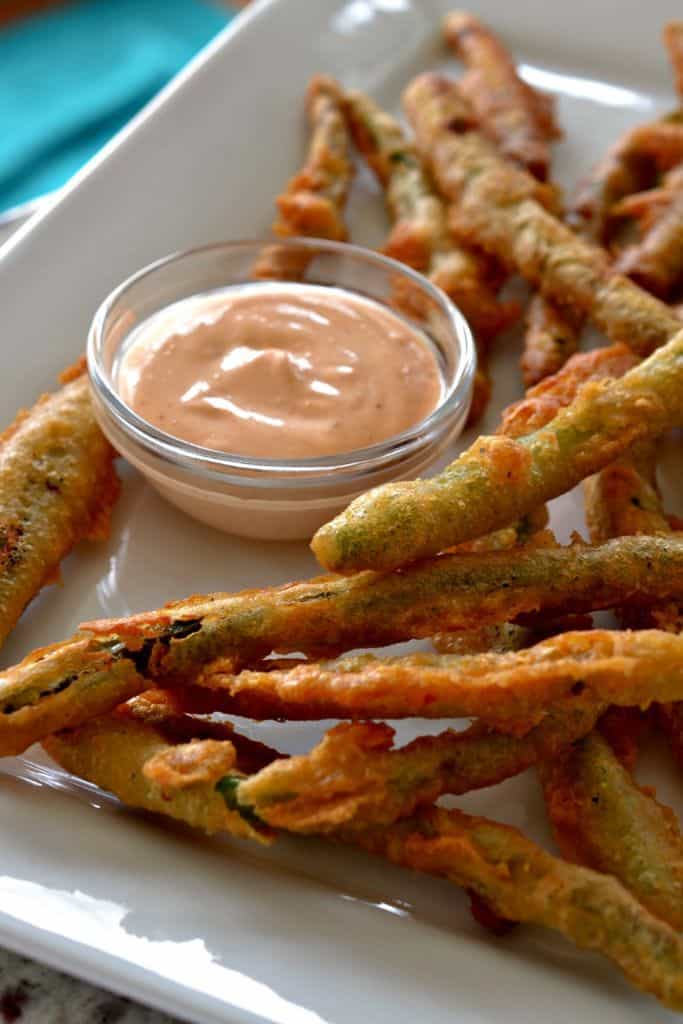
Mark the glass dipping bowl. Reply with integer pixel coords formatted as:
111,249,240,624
87,238,475,541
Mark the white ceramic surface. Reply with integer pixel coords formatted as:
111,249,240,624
0,1,682,1022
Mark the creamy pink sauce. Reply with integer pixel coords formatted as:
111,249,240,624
118,282,442,459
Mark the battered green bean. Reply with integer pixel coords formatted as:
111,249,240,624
3,535,683,754
540,730,683,930
499,343,638,438
583,427,683,740
349,805,683,1012
44,698,276,843
197,628,683,725
443,11,560,180
255,75,354,279
48,717,683,1009
441,14,575,383
404,73,682,352
274,74,353,241
571,114,683,243
0,365,119,649
521,293,582,387
614,165,683,299
583,443,670,546
231,707,601,833
312,328,683,572
344,88,516,423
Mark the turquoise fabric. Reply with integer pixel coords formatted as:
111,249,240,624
0,0,233,210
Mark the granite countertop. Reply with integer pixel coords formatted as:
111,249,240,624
0,949,181,1024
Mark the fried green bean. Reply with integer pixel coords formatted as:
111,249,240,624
583,428,683,770
441,13,577,383
443,11,560,180
49,720,683,1010
255,75,354,279
197,628,683,725
572,113,683,243
231,708,600,833
2,535,683,755
0,637,147,757
613,165,683,299
43,696,276,843
584,442,670,546
499,343,638,438
348,805,683,1012
274,75,353,241
344,89,517,424
0,363,119,649
520,293,582,387
405,72,558,212
312,328,683,573
310,85,683,574
539,729,683,930
403,73,682,352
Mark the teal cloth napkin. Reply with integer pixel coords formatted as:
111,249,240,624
0,0,233,211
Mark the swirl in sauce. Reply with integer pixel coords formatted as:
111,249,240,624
117,282,443,459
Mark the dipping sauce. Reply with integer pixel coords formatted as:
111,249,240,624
117,282,443,459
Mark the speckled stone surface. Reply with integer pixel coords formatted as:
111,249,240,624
0,949,182,1024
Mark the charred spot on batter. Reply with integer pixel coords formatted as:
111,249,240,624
0,523,24,571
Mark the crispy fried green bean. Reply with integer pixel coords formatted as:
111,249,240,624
405,72,558,212
86,536,683,653
44,697,275,843
274,75,353,241
584,444,670,546
614,165,683,299
347,805,683,1012
500,343,638,438
0,364,119,649
312,328,683,572
48,718,683,1010
539,729,683,930
443,11,560,180
2,535,683,754
0,637,147,757
441,15,576,384
403,73,682,352
255,75,354,279
1,532,681,755
344,88,517,423
197,628,683,725
583,425,683,771
572,112,683,243
231,708,600,833
520,293,582,387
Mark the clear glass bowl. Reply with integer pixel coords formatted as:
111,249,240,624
87,238,475,541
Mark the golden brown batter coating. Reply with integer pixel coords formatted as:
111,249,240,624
443,11,560,180
540,729,683,930
197,627,683,726
613,166,683,298
44,697,276,843
0,363,119,649
350,805,683,1012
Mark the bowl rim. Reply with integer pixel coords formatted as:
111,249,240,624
87,237,476,482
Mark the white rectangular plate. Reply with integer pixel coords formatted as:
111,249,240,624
1,1,682,1021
